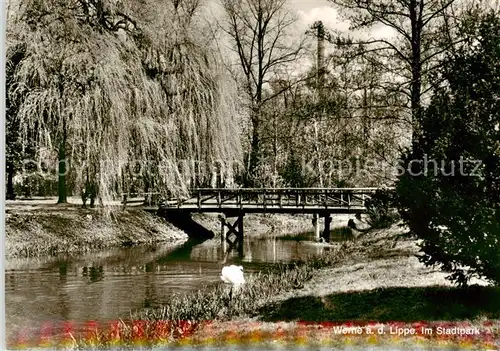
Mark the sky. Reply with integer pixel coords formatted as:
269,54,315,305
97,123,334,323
289,0,395,40
276,0,396,73
291,0,500,38
200,0,397,76
291,0,349,30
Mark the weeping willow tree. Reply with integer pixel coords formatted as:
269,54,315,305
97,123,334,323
7,0,241,205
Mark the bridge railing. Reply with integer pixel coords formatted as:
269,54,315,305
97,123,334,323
162,188,382,210
121,192,162,208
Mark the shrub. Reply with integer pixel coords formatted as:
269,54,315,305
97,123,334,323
365,188,399,229
395,11,500,286
14,173,58,198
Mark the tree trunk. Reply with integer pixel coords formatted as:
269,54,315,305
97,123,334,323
6,162,15,200
362,87,369,157
57,139,67,204
249,127,260,178
248,109,260,184
316,23,325,188
313,119,324,187
273,112,278,187
410,0,424,149
411,56,422,147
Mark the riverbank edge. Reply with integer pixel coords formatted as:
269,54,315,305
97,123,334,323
134,220,494,319
4,202,328,259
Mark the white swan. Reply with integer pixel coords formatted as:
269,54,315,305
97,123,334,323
221,265,245,301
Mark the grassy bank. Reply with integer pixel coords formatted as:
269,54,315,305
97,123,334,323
261,285,500,322
5,205,187,259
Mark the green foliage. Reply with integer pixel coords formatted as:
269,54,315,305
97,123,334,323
252,163,285,188
14,173,58,198
282,151,308,187
396,10,500,286
365,188,399,229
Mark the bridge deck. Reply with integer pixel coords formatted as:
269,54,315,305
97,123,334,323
150,188,379,214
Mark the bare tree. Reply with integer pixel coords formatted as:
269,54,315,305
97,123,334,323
327,0,473,145
220,0,304,183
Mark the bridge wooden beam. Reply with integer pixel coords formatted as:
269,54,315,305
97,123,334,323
218,213,245,257
322,213,332,243
312,213,320,241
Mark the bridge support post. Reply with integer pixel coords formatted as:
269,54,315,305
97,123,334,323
322,213,331,243
237,214,244,257
219,215,227,256
312,213,320,241
218,213,245,257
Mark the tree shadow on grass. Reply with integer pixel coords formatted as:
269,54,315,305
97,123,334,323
260,285,500,322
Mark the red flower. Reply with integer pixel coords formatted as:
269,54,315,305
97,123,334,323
61,321,74,335
39,321,54,345
84,320,100,341
174,320,195,338
152,320,172,339
108,320,121,341
132,320,146,340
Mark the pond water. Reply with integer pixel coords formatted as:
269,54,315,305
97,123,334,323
5,235,335,342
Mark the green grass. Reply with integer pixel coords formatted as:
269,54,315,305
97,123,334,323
259,285,500,322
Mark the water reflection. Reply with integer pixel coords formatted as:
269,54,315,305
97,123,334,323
82,266,105,282
58,262,67,281
5,236,335,342
191,236,334,264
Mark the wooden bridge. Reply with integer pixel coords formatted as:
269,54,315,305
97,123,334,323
125,187,383,255
159,188,377,214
